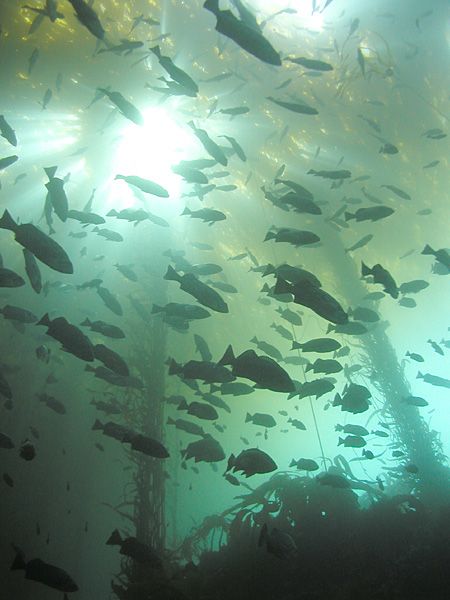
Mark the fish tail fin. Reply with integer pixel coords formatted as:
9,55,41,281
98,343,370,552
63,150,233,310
273,278,291,295
263,263,275,276
93,226,99,232
166,417,175,425
80,318,90,326
264,230,276,241
218,344,235,366
250,336,258,344
85,364,95,373
225,453,235,473
37,313,51,327
114,174,124,181
421,244,434,255
177,398,188,411
203,0,220,15
150,45,161,58
181,207,191,216
338,437,344,446
164,265,180,282
361,261,371,277
151,304,162,314
305,363,313,372
245,413,252,423
107,209,118,216
291,341,301,350
106,529,122,546
44,166,57,180
289,459,296,468
326,323,334,334
258,523,268,548
10,551,26,571
92,419,103,431
344,211,354,221
0,209,17,232
416,371,423,379
168,358,182,375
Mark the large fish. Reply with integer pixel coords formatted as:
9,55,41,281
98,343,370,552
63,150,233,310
203,0,281,66
37,313,94,361
99,89,143,126
150,46,198,94
68,0,105,40
0,210,73,274
164,265,228,313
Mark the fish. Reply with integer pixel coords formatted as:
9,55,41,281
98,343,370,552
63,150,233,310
265,228,320,247
421,245,450,271
403,396,428,407
97,286,123,316
333,383,372,414
169,358,234,384
93,227,123,242
398,297,416,308
152,303,210,321
288,419,306,431
181,207,226,225
306,358,343,375
193,334,212,362
0,115,17,146
226,448,277,477
379,143,399,155
399,280,429,294
172,165,208,184
44,167,69,222
422,128,446,140
19,439,36,460
0,267,25,288
348,306,379,322
98,89,143,126
258,523,297,560
150,46,198,94
270,322,293,341
292,337,341,353
345,234,374,253
275,306,302,326
68,0,105,40
287,56,333,71
93,344,129,376
37,313,94,361
219,381,254,396
0,155,19,170
0,210,73,274
106,530,161,567
219,135,247,162
97,39,143,56
114,263,137,282
188,121,228,166
381,184,411,200
338,435,366,448
38,393,66,414
267,96,318,115
178,399,218,421
416,371,450,388
93,420,169,457
335,424,369,437
219,345,294,393
39,88,52,110
166,417,206,437
293,378,335,400
308,169,351,180
68,210,105,225
405,351,424,362
361,262,398,299
356,47,365,77
181,435,225,463
164,265,228,313
28,48,39,74
250,337,283,361
0,305,37,323
245,412,276,428
203,0,281,66
11,549,78,592
345,206,394,222
22,251,42,294
275,278,348,325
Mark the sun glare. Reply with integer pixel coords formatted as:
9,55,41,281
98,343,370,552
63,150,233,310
109,107,198,210
251,0,324,33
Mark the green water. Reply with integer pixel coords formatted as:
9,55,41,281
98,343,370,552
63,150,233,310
0,1,449,598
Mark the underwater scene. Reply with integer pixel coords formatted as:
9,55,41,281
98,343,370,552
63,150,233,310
1,0,449,598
